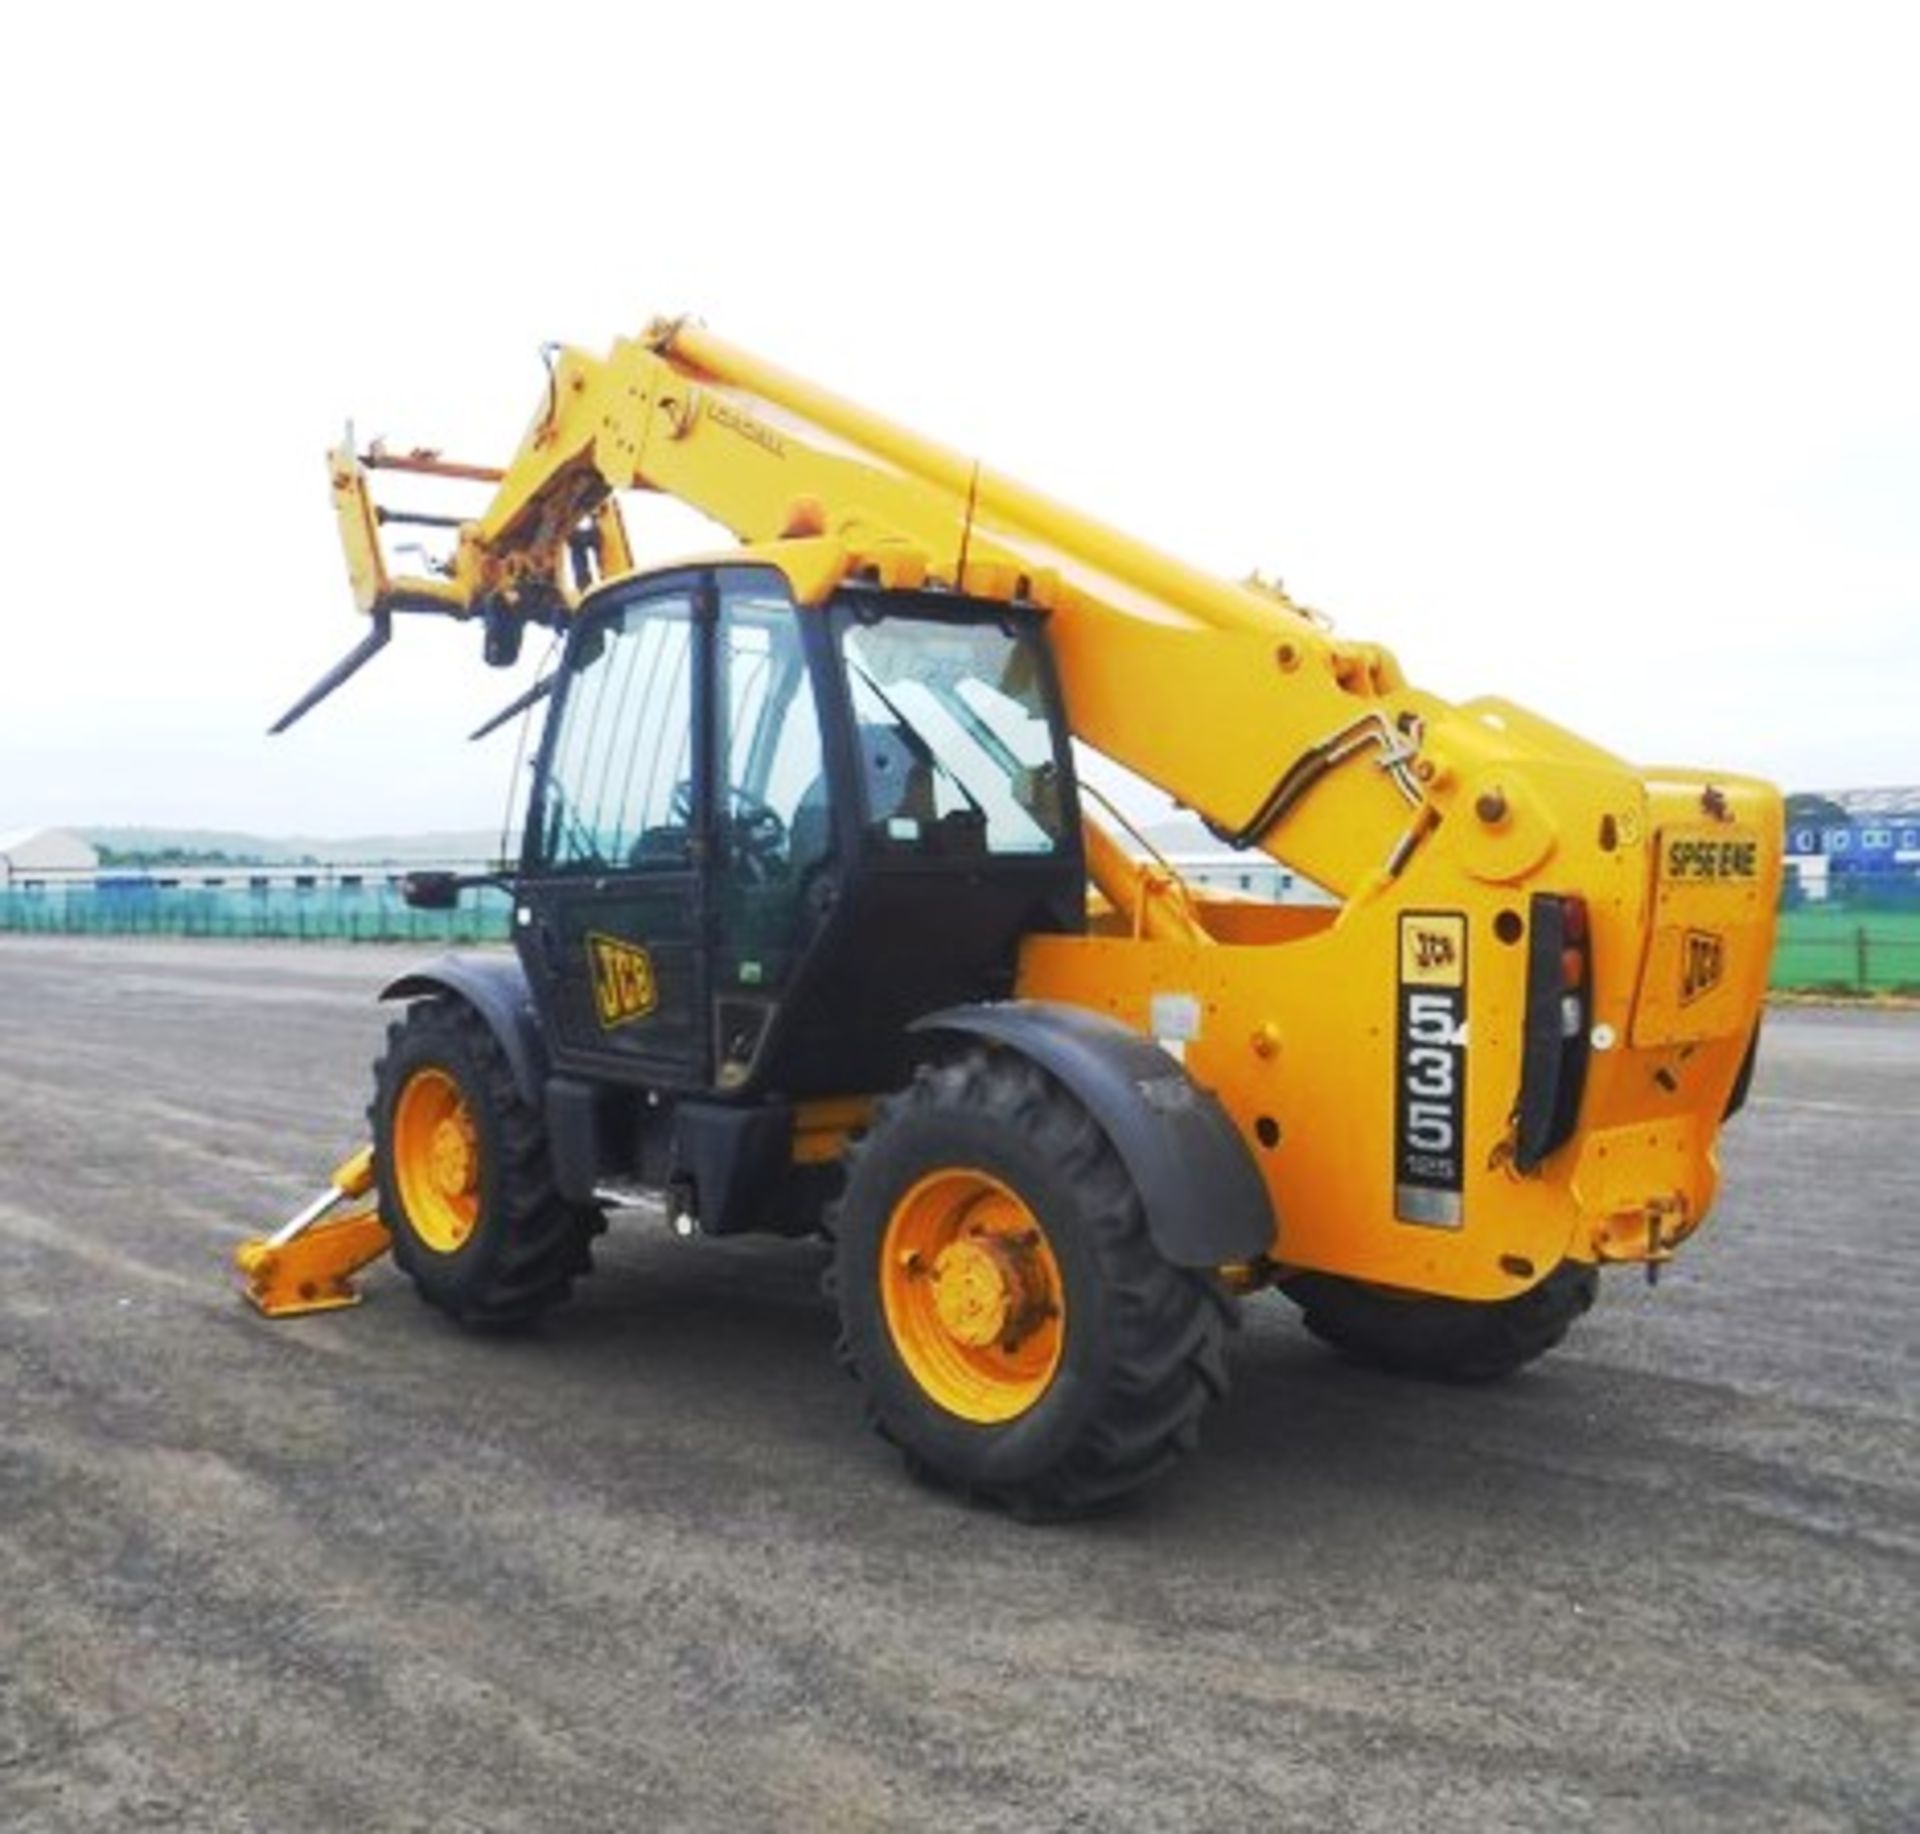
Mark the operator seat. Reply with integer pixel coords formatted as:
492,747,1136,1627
788,721,938,872
856,724,936,840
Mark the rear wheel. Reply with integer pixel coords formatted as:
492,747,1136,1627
1283,1261,1598,1382
370,998,602,1327
832,1051,1233,1519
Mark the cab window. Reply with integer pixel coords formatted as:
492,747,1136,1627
840,611,1067,858
532,591,696,872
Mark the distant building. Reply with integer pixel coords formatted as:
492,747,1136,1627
1783,788,1920,900
0,827,99,887
1166,853,1331,905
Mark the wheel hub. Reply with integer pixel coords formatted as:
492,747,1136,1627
931,1236,1017,1347
429,1114,476,1199
391,1065,481,1255
878,1168,1067,1424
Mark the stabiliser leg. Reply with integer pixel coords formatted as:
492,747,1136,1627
234,1146,392,1318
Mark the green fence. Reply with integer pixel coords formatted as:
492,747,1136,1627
5,873,1919,994
1771,904,1920,996
0,880,512,945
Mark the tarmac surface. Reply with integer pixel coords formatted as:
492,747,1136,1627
0,936,1914,1832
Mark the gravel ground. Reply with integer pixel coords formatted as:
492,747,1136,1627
0,937,1914,1832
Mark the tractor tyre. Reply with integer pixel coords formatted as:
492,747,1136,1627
830,1050,1234,1520
370,997,603,1328
1283,1261,1598,1382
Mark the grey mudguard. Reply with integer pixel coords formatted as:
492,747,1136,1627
380,952,547,1106
911,1001,1275,1268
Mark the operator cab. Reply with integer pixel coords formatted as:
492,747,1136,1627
512,562,1086,1105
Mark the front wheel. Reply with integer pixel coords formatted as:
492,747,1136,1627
370,998,602,1328
1282,1261,1598,1382
831,1051,1233,1519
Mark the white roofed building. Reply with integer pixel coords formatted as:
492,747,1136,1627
0,827,99,886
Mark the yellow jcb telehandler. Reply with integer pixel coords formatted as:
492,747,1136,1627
237,318,1780,1517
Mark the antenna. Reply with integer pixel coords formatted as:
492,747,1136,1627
955,458,982,591
537,342,562,437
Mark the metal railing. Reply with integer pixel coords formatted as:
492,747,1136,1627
4,862,1918,994
1771,907,1920,995
0,873,511,945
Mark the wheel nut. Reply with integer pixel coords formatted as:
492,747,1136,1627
1475,788,1509,824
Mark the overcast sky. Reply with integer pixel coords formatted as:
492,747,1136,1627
1,2,1913,839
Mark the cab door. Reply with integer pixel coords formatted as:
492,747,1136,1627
707,569,837,1090
515,574,714,1087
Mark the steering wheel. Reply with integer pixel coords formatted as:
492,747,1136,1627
729,791,788,883
668,781,789,883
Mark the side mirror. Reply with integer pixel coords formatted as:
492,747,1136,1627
482,605,525,668
401,871,462,911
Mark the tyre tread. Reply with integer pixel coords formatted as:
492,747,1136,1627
371,999,601,1329
1288,1261,1597,1382
831,1050,1234,1520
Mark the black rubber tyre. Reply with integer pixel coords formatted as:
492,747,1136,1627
369,998,602,1328
1283,1261,1598,1382
831,1050,1234,1521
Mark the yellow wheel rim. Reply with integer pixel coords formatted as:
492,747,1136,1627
391,1067,481,1254
880,1168,1066,1424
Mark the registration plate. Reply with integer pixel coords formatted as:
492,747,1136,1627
1659,827,1761,884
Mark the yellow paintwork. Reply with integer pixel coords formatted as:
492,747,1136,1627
1080,812,1211,946
234,1146,389,1316
325,317,1783,1305
328,449,388,615
332,1144,376,1201
391,1067,480,1254
879,1168,1066,1424
791,1097,875,1167
1018,770,1778,1297
235,1209,392,1317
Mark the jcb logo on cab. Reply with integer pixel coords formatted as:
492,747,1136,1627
589,933,658,1028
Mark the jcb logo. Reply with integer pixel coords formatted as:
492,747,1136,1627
1399,912,1467,990
589,933,658,1029
1681,930,1725,1005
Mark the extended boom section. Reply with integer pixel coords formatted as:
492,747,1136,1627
325,320,1432,897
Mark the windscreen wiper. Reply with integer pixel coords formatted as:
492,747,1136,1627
468,673,555,742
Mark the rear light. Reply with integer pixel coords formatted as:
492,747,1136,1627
1514,894,1592,1171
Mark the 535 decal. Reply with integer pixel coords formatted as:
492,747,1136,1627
1395,913,1467,1228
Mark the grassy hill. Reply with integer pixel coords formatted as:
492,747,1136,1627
81,826,510,867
